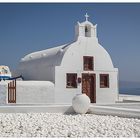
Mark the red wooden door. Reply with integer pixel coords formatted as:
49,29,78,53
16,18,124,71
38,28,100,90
8,80,16,103
82,74,96,103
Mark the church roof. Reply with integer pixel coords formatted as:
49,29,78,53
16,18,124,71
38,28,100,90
21,43,72,62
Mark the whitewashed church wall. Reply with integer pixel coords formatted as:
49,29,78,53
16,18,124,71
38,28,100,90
54,36,118,104
61,37,115,71
55,67,82,104
95,70,119,104
18,58,55,82
55,66,118,104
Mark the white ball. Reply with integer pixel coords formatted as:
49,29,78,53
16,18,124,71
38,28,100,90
72,94,90,114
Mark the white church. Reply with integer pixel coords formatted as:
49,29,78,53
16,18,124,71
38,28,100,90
15,13,118,104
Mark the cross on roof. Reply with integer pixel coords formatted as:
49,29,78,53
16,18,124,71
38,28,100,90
85,13,89,21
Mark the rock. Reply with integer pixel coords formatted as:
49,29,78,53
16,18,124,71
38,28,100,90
0,112,140,137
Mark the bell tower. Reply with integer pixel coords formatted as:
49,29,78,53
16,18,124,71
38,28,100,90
75,13,97,40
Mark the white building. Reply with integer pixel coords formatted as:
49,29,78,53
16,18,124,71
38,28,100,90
17,14,119,104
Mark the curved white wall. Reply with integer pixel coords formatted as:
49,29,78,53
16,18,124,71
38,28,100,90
61,37,114,71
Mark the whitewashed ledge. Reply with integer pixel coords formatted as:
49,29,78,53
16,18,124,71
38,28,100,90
0,104,74,114
119,94,140,102
0,103,140,119
89,103,140,119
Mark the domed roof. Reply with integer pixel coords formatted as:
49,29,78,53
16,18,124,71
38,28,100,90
21,43,71,62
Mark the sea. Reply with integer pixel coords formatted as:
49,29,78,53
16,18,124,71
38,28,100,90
119,88,140,96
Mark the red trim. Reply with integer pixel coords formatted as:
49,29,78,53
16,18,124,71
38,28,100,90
83,56,94,71
66,73,77,88
100,74,109,88
82,73,96,103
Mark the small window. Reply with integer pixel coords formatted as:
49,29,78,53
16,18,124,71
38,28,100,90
100,74,109,88
85,25,91,37
83,56,93,71
66,73,77,88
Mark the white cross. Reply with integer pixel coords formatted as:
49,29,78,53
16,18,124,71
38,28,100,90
85,13,89,21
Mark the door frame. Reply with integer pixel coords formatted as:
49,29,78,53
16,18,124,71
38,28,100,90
82,73,96,103
8,80,16,103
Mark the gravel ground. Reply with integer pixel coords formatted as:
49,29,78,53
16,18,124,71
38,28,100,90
0,113,140,137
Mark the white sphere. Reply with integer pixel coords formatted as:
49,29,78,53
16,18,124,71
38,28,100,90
72,94,90,114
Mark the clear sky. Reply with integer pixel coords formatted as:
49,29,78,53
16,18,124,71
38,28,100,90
0,3,140,82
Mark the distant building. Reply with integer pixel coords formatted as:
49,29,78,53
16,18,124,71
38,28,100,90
0,66,11,80
17,14,118,104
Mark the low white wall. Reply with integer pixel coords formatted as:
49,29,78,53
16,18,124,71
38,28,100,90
0,81,8,104
16,81,55,104
119,94,140,102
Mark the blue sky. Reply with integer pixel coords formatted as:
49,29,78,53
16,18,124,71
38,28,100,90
0,3,140,82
